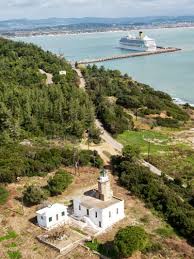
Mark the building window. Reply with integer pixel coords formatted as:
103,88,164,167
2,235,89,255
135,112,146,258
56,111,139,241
79,205,81,210
87,209,89,216
56,214,59,221
49,217,52,222
61,211,65,216
41,216,44,220
117,208,119,214
109,211,111,218
99,221,101,228
95,211,98,218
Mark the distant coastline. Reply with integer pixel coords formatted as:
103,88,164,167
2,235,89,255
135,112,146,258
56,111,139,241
6,23,194,106
2,23,194,38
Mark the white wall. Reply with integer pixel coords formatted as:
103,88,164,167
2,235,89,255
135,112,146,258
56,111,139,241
101,200,125,229
37,207,68,229
73,199,125,229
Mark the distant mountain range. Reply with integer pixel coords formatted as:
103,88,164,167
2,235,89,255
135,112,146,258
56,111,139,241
1,16,194,31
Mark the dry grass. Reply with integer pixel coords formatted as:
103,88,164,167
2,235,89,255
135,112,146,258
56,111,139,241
0,167,194,259
96,175,194,259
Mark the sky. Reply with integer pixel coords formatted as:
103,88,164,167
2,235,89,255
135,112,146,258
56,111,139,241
0,0,194,20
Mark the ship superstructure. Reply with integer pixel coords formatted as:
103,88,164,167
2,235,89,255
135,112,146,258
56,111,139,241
119,31,157,52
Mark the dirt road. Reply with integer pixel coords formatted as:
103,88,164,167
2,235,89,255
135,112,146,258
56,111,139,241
74,67,177,181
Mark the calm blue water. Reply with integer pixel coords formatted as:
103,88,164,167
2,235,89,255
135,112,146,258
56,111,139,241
16,27,194,103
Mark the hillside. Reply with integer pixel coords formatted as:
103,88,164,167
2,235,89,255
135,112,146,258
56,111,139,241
0,38,95,142
1,16,194,31
82,65,189,134
0,38,194,259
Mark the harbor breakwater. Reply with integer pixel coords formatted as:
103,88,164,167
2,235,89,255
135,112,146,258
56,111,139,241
77,47,181,65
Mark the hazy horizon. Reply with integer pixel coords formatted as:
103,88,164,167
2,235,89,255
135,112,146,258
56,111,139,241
0,0,194,20
1,14,194,21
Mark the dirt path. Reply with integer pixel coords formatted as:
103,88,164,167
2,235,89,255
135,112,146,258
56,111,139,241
74,68,86,90
74,67,176,182
39,69,53,85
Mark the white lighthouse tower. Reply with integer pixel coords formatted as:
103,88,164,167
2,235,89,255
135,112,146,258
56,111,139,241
97,168,113,201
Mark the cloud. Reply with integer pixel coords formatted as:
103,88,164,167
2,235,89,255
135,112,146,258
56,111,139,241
6,0,98,8
0,0,194,19
4,0,194,9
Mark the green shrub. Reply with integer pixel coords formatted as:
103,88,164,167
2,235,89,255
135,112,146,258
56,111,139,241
114,226,149,257
86,239,118,258
111,150,194,243
85,239,100,251
88,126,101,144
0,144,103,184
122,145,140,162
23,185,49,205
155,226,175,238
47,170,73,196
156,117,179,128
144,242,162,254
0,186,9,205
61,148,103,168
7,250,22,259
0,230,17,242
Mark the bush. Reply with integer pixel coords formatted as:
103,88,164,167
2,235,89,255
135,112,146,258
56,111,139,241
114,226,149,257
111,151,194,243
116,95,141,109
0,144,103,184
88,126,101,144
144,242,162,254
47,170,73,196
156,117,179,128
86,239,118,258
61,148,103,168
79,150,103,168
155,226,175,238
7,250,22,259
122,145,140,162
23,185,49,205
97,100,134,135
0,186,9,205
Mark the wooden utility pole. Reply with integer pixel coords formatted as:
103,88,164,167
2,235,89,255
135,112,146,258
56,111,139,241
147,141,151,162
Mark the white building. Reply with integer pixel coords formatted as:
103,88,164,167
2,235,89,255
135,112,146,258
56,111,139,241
36,203,68,229
73,169,125,230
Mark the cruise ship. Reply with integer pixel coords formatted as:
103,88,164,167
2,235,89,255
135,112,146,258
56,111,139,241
119,31,157,52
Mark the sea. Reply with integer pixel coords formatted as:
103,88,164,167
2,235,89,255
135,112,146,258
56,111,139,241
15,27,194,104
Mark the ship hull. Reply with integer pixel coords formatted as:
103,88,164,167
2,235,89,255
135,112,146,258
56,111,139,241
119,43,156,52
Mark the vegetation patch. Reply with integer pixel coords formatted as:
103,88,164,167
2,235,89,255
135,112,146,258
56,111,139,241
82,65,189,135
23,170,73,205
85,239,117,258
148,145,194,181
117,130,171,154
0,144,103,183
0,231,17,242
0,185,9,205
155,226,175,238
111,145,194,244
7,250,22,259
0,37,96,142
47,170,73,196
86,226,149,258
114,226,149,257
23,185,49,206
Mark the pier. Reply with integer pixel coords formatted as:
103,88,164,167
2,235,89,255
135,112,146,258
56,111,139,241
77,47,181,65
